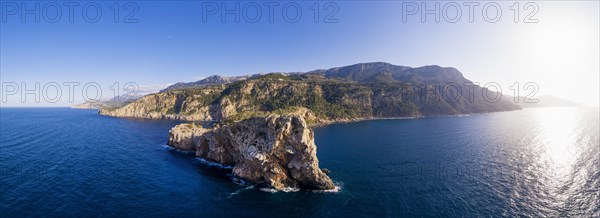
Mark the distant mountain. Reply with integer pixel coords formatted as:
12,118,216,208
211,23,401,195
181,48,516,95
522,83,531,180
71,100,112,109
72,83,167,109
161,75,249,92
514,95,580,108
71,93,144,109
100,62,521,125
308,62,467,84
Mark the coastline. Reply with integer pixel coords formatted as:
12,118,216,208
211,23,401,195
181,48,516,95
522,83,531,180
99,107,523,129
309,109,522,128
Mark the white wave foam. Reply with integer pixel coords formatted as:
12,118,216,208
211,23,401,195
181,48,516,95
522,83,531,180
254,181,342,193
227,185,255,198
312,185,342,193
259,187,300,193
259,188,277,193
194,158,233,169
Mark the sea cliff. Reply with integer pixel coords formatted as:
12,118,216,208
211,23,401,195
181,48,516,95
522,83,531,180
167,115,335,190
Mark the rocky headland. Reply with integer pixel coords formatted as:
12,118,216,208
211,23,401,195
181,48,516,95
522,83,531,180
167,115,335,190
100,62,522,190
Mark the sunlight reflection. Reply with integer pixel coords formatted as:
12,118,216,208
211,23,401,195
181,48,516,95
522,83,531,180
534,107,579,179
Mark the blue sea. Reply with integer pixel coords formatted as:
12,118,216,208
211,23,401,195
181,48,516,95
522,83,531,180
1,107,598,217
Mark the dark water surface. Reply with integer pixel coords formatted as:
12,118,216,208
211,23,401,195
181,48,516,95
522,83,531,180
1,107,598,217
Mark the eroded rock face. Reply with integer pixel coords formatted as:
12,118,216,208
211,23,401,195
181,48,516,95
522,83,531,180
168,115,335,190
167,123,208,151
99,87,224,121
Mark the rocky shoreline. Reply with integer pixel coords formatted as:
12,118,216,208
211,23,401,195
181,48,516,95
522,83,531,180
167,114,336,191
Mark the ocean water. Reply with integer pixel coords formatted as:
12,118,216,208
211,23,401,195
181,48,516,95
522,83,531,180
0,107,598,217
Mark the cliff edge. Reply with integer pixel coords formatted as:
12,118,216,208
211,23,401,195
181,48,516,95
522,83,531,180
167,115,335,191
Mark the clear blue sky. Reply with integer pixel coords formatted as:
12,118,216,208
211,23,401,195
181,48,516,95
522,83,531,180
1,1,598,106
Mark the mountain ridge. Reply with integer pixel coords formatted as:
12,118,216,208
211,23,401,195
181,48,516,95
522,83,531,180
163,62,469,90
99,62,521,125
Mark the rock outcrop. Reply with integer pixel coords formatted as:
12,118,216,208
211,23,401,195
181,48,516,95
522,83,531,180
167,115,336,191
167,123,208,151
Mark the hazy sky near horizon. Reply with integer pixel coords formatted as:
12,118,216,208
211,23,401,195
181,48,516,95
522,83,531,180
1,1,598,107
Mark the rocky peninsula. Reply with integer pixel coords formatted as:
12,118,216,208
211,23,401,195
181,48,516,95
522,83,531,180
167,115,335,190
99,62,521,191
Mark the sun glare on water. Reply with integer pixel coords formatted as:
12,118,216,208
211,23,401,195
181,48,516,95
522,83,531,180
538,109,578,164
528,107,594,210
534,108,580,177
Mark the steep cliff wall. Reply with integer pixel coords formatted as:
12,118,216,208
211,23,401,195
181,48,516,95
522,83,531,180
168,115,335,190
100,85,225,121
